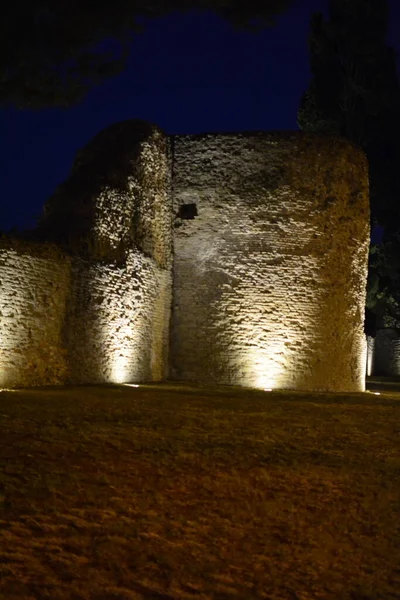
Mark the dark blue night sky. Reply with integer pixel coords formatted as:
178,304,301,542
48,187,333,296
1,0,400,232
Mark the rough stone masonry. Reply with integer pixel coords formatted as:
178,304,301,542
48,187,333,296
0,120,370,392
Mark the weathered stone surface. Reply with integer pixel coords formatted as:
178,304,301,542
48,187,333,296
56,120,173,384
0,238,71,387
65,251,171,384
0,121,173,388
171,132,370,392
0,124,370,391
38,120,172,268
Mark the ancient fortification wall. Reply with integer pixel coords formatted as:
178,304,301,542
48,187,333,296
66,252,171,384
55,120,173,384
0,239,71,388
0,121,172,388
366,335,375,377
171,132,370,392
0,121,370,391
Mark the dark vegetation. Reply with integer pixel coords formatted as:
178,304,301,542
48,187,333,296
298,0,400,330
0,0,293,109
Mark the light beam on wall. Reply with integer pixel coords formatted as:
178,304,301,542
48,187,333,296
243,340,289,390
81,251,169,385
366,336,375,377
359,336,368,390
77,259,148,385
100,294,148,385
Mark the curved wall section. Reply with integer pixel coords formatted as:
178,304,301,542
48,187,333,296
171,132,370,392
0,121,173,388
59,120,173,383
66,250,171,384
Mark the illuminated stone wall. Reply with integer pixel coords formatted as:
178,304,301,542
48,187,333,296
66,252,171,384
0,243,171,388
0,123,370,391
171,132,370,392
39,120,172,268
0,120,172,388
0,240,71,388
54,120,173,384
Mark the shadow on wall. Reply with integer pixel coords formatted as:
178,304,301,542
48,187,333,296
369,328,400,377
35,121,169,263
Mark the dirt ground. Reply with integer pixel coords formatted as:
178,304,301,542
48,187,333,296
0,383,399,600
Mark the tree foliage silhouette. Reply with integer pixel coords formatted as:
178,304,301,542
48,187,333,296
298,0,400,327
0,0,293,108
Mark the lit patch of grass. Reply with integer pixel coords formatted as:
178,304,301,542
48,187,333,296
0,384,399,599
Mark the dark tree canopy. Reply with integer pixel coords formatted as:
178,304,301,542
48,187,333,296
298,0,399,144
298,0,400,328
0,0,293,109
367,237,400,329
298,0,400,226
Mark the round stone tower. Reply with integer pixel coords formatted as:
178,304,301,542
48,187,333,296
171,132,370,392
39,120,173,385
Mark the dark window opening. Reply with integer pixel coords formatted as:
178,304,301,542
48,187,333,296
178,203,198,220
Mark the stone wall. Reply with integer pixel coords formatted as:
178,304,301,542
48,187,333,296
171,132,370,392
0,239,71,388
0,122,370,391
0,243,171,388
66,252,171,384
0,121,173,388
55,120,174,384
38,120,172,268
366,335,375,377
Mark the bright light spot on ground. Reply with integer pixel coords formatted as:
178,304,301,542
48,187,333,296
124,383,140,388
373,392,381,396
264,388,273,392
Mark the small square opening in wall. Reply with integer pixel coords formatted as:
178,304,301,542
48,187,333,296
178,203,198,220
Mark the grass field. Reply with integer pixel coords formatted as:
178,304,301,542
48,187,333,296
0,383,399,600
